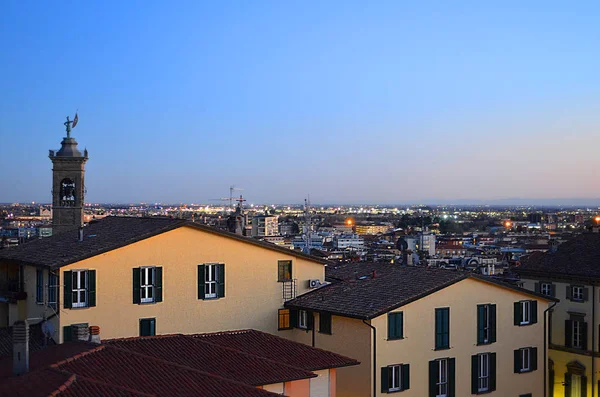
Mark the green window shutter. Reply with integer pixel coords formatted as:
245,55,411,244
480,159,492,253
531,347,537,371
63,271,72,309
63,325,72,342
582,322,588,350
471,355,478,395
489,353,496,391
443,308,449,348
428,360,437,397
397,312,403,338
388,313,395,339
198,265,205,300
307,311,314,330
155,267,163,302
217,264,225,298
566,285,572,300
565,320,572,347
534,282,540,293
381,367,389,393
88,270,96,307
477,305,484,344
289,309,298,328
149,318,156,336
583,287,589,301
140,318,156,336
514,302,520,326
448,358,456,397
564,373,572,397
132,268,141,304
530,301,538,324
489,304,497,343
401,364,410,390
514,349,521,373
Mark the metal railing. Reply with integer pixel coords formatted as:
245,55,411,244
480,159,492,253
282,279,297,301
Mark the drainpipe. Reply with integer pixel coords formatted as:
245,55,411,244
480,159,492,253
363,319,376,397
544,301,557,397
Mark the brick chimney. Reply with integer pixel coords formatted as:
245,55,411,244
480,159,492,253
13,320,29,376
89,326,101,344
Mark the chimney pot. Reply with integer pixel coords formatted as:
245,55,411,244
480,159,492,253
13,320,29,376
89,326,101,344
78,227,84,242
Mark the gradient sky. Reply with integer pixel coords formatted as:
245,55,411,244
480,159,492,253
1,1,600,204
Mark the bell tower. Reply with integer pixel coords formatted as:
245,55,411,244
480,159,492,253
49,116,88,235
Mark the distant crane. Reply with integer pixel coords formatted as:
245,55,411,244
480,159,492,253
209,185,244,212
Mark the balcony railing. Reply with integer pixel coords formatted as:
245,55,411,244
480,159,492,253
282,279,297,301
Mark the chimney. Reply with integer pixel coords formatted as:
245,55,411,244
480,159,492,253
13,320,29,376
71,323,89,342
89,326,101,344
78,227,84,242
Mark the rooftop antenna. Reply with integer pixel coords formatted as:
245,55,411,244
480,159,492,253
302,195,312,254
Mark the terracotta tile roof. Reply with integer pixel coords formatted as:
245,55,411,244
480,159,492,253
517,233,600,279
106,334,316,385
290,262,555,319
0,367,71,397
0,216,325,268
193,329,359,371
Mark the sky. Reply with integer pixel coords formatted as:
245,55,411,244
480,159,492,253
1,1,600,205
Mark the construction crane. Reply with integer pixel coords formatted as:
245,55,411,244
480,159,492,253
209,185,244,212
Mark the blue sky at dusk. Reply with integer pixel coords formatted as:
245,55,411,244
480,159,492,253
1,1,600,204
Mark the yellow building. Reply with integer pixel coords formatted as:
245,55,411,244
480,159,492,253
0,216,326,345
283,263,555,397
355,224,392,235
517,233,600,397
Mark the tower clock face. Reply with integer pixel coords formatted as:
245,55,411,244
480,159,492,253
60,178,76,206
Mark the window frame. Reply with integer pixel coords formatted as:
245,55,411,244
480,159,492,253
478,353,490,393
388,364,402,392
520,348,530,372
140,266,155,304
298,310,308,329
205,264,217,299
388,312,404,340
540,283,552,296
435,307,450,350
48,272,58,310
139,318,156,337
278,308,291,330
572,320,583,348
436,358,448,397
520,301,531,325
278,260,292,282
481,305,490,344
71,270,88,308
572,286,584,301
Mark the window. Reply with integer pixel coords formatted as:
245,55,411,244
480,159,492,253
48,272,57,310
72,270,88,308
36,269,44,304
388,312,404,340
429,358,455,397
278,309,291,330
63,270,96,309
471,353,496,394
140,267,155,303
381,364,410,393
514,300,537,326
435,308,450,349
436,359,448,397
477,304,496,344
198,264,225,300
139,318,156,336
299,310,308,329
540,283,552,296
565,317,587,350
572,286,584,301
319,312,332,334
278,260,292,282
573,321,582,348
514,347,537,373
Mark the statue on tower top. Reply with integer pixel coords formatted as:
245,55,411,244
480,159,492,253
63,113,79,138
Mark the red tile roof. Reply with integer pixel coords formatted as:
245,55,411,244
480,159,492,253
193,329,359,371
106,334,316,386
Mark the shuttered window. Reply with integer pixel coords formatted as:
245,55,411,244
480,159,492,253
514,300,537,326
139,318,156,336
64,270,95,309
278,260,292,282
477,304,496,344
514,347,538,373
429,358,455,397
319,313,332,335
435,308,450,349
133,267,163,304
198,264,225,300
278,309,291,330
471,353,496,394
388,312,404,340
381,364,410,393
36,269,44,304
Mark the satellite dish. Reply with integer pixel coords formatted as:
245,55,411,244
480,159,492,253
41,321,55,337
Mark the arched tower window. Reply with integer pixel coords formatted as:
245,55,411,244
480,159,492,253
60,178,76,207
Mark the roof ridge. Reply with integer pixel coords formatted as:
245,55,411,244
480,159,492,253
47,368,157,397
49,345,106,368
48,373,76,397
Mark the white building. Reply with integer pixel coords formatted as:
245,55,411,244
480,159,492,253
251,215,279,237
334,234,365,250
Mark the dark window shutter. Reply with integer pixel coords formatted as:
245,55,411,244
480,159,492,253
139,319,147,336
381,367,389,393
388,313,395,339
217,264,225,298
401,364,410,390
63,325,72,342
514,349,521,373
471,355,478,395
88,270,96,307
531,347,537,371
63,271,72,309
429,360,437,397
289,309,298,328
133,268,141,304
307,311,314,330
582,376,587,397
477,305,484,344
564,373,572,397
197,265,205,300
489,353,496,391
140,318,156,336
584,287,590,301
514,302,521,326
149,318,156,336
320,313,332,334
155,267,163,302
530,301,538,324
582,322,588,350
397,312,403,338
551,284,556,297
565,320,573,347
490,304,497,343
534,282,540,293
448,358,456,397
566,285,572,300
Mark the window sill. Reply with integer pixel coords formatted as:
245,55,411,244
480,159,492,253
318,331,332,335
387,337,404,341
278,327,293,331
386,388,406,393
519,369,534,374
476,341,494,346
434,346,451,351
518,322,533,326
